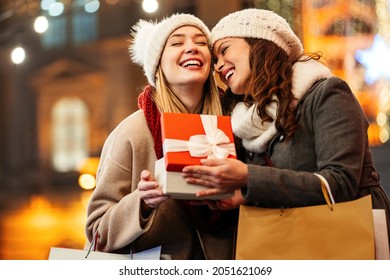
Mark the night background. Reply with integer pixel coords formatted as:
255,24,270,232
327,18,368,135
0,0,389,259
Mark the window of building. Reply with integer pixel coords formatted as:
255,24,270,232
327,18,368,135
51,97,89,172
41,16,67,50
72,0,98,46
40,1,98,49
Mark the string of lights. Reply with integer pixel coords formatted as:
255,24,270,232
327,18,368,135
0,0,160,64
0,0,159,21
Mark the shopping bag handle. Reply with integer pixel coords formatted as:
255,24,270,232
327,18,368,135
314,173,335,211
85,231,99,258
84,230,135,259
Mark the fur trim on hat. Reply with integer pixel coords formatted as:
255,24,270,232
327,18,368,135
211,9,303,60
129,14,211,87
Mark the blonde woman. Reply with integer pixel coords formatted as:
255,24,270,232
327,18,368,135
85,14,237,260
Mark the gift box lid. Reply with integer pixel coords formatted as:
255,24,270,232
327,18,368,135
161,112,236,171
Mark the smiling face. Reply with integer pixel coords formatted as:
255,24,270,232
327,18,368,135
213,38,251,95
160,26,211,92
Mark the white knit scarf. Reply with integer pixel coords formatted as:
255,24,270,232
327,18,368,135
231,58,332,153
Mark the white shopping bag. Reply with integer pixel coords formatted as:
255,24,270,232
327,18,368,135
373,209,390,260
48,246,162,260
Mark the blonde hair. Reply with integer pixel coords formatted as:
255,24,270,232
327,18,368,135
153,67,223,115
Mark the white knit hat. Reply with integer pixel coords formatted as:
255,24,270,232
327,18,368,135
129,14,211,87
211,9,303,60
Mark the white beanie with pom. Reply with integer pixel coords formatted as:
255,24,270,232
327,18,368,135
129,14,211,87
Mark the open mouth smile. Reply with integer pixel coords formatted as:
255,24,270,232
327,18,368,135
224,69,234,81
180,59,203,67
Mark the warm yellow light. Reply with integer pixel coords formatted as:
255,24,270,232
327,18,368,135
367,123,381,146
378,82,390,111
379,128,389,143
0,193,88,259
78,157,100,175
78,174,96,190
377,112,387,126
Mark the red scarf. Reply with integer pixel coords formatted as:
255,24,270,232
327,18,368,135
137,86,237,232
137,85,163,159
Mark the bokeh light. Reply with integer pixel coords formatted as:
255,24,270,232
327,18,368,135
34,16,49,33
11,46,26,64
142,0,158,13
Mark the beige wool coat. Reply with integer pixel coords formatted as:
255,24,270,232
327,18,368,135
84,109,236,259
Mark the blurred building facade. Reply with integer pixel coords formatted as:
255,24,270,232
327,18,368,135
0,0,244,193
0,0,389,195
1,0,390,260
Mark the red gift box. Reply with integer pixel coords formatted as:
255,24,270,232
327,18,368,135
161,112,236,172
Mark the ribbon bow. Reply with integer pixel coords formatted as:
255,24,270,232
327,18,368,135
163,115,236,159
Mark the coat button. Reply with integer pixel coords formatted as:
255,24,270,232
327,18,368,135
371,171,380,181
247,151,254,161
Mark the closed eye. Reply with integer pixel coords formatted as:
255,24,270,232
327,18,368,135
195,41,207,46
171,42,183,46
221,46,228,55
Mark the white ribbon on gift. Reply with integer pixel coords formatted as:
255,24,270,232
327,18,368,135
163,115,236,159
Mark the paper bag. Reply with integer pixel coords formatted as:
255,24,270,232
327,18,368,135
48,246,162,260
373,209,390,260
235,194,375,260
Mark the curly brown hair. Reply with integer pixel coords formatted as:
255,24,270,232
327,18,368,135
243,38,297,141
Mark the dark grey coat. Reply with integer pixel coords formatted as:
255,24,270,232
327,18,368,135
242,77,390,242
